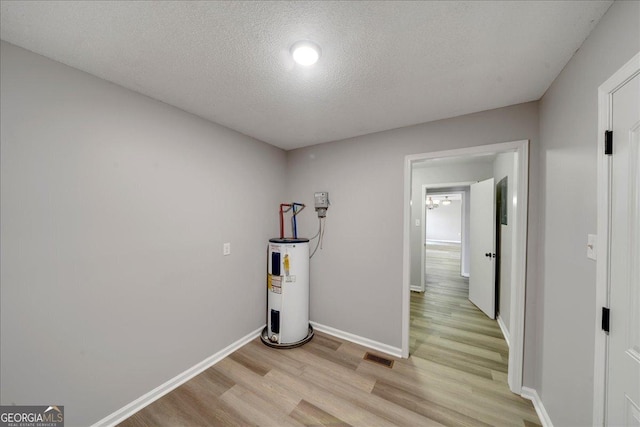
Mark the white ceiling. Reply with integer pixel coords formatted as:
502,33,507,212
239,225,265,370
0,1,612,150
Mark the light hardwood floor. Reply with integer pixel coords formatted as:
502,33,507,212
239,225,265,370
119,242,540,426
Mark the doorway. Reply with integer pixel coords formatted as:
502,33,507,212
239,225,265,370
417,186,469,293
402,140,530,394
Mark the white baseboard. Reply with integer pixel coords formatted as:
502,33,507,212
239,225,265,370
497,314,510,348
426,239,462,244
461,272,469,278
410,285,423,292
310,321,403,358
521,387,553,427
91,325,264,427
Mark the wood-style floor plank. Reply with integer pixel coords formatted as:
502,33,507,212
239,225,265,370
118,242,541,427
289,400,351,427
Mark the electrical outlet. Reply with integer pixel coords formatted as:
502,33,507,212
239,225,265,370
223,242,231,256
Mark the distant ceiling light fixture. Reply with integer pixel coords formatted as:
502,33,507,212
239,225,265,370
426,197,440,210
442,196,452,206
291,40,321,66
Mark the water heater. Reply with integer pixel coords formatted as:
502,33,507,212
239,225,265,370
261,238,313,348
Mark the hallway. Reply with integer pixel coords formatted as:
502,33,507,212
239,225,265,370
410,242,540,426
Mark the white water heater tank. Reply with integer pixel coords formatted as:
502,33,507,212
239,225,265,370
265,238,311,346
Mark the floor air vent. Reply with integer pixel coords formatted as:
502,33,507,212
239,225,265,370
363,352,394,368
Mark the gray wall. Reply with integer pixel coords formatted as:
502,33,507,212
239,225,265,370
0,42,286,426
425,199,462,243
286,102,539,355
411,163,494,285
493,152,515,334
536,1,639,425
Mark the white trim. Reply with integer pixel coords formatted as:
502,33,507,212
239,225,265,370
402,154,412,358
522,387,554,427
460,191,468,278
421,181,476,189
593,51,640,427
425,239,462,244
420,184,427,293
403,139,529,394
497,314,511,348
310,321,403,359
507,140,529,393
91,326,264,427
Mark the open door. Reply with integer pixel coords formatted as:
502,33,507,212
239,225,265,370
469,178,496,319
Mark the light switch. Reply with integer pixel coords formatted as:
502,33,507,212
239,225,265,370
587,234,596,260
415,219,420,226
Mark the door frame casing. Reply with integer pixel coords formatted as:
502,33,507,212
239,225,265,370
402,139,529,394
419,185,470,293
593,51,640,426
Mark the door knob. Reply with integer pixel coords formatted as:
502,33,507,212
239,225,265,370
485,253,491,257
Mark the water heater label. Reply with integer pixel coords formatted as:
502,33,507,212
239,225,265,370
283,254,290,276
270,275,282,294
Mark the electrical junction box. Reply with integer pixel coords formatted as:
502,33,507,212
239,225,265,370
314,192,329,217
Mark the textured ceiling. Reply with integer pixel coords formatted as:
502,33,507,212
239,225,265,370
0,1,612,150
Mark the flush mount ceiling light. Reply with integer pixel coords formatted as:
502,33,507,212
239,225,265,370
441,196,452,206
291,40,321,66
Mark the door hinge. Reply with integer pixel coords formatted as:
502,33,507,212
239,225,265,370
605,130,613,155
602,307,610,333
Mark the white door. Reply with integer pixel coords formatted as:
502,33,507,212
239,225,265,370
469,178,496,319
607,70,640,426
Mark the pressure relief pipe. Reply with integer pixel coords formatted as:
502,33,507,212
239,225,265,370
279,204,292,239
291,203,305,238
